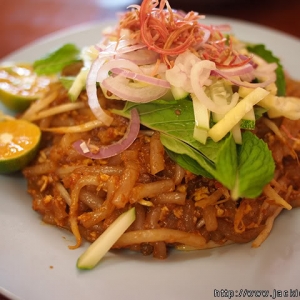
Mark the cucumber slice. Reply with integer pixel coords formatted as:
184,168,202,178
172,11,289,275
208,88,269,142
170,86,189,100
59,76,75,90
231,123,242,144
193,127,208,145
191,93,210,144
209,79,234,122
68,68,88,102
240,119,255,130
77,207,136,270
240,108,256,130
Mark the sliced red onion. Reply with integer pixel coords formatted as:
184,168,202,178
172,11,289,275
105,40,131,53
213,63,254,77
86,55,113,126
116,44,146,54
127,4,140,10
102,75,169,102
96,40,132,58
192,60,215,84
117,48,159,65
97,59,142,83
111,68,171,88
73,108,140,159
250,53,269,66
239,72,256,83
255,62,277,73
165,50,201,93
139,63,168,76
166,64,190,90
253,62,277,82
215,69,275,89
212,24,232,32
194,28,211,50
191,60,239,114
174,50,201,72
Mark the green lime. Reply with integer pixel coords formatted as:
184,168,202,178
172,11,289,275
0,63,51,112
0,119,41,174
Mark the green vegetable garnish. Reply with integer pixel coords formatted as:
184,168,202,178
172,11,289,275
112,99,275,199
77,207,136,270
33,43,80,75
29,41,280,201
247,44,286,96
231,131,275,199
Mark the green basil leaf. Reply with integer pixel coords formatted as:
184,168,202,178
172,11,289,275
119,99,224,163
231,131,275,199
254,106,268,120
214,133,238,190
160,133,214,178
112,100,275,199
247,44,286,96
33,44,80,75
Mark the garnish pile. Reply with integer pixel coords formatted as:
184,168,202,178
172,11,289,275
20,0,299,200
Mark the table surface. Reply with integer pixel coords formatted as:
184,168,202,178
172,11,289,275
0,0,299,299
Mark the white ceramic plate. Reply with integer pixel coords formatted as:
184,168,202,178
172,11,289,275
1,17,300,300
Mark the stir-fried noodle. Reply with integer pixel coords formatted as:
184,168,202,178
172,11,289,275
22,76,300,259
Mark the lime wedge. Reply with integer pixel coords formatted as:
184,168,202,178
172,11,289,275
0,63,51,112
0,119,41,174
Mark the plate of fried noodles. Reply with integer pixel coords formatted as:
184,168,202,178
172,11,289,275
1,1,300,299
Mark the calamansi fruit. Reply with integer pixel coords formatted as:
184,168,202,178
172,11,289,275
0,63,51,112
0,119,41,174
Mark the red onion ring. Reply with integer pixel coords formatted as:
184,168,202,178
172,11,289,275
99,40,130,56
165,50,201,93
116,44,146,54
191,60,239,114
127,4,140,10
102,75,169,102
140,63,168,76
111,68,171,88
253,62,277,82
212,24,232,32
213,63,254,77
97,59,142,83
194,28,211,50
117,48,159,65
73,108,140,159
214,69,275,89
86,56,114,126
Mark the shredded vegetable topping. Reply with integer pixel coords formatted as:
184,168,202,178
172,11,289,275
116,0,251,68
84,0,278,118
